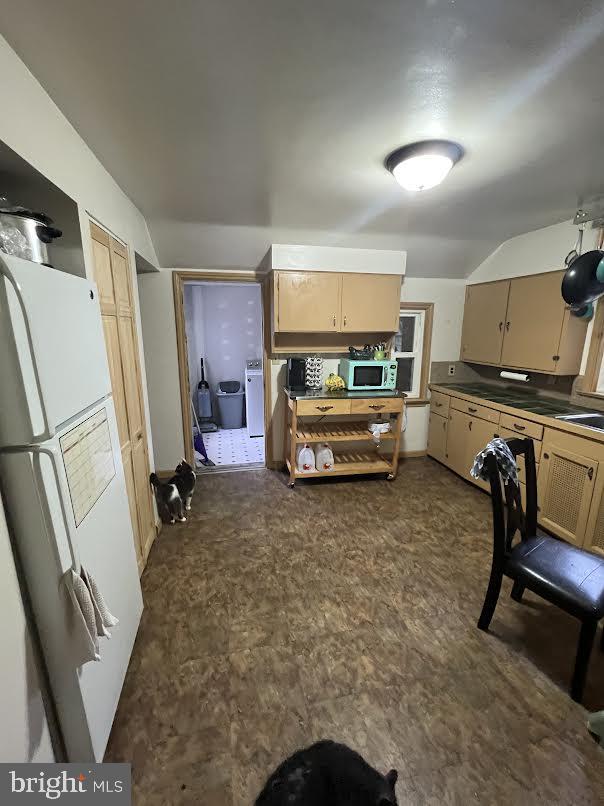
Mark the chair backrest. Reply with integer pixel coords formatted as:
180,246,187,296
484,437,537,560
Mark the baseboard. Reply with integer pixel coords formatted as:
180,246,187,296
399,449,428,458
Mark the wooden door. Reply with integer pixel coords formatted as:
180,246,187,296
340,273,401,332
466,416,499,491
91,223,115,314
445,409,470,475
276,271,341,332
101,315,129,449
538,443,597,546
427,412,448,463
501,272,566,372
90,223,156,572
461,281,509,364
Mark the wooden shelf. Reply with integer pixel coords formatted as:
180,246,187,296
294,423,395,443
285,452,393,479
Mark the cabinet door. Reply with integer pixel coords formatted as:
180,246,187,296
90,224,115,314
428,412,448,463
538,444,597,546
583,482,604,557
461,281,509,364
341,273,401,332
501,272,566,372
428,412,449,462
276,271,341,332
466,416,499,492
445,409,471,475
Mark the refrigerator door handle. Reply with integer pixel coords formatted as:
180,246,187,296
0,261,53,441
3,444,79,575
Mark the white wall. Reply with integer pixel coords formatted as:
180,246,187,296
139,270,260,470
0,35,159,467
400,277,466,454
468,218,598,374
0,496,55,763
193,283,263,392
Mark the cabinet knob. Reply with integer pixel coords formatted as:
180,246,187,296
468,407,477,413
498,321,503,331
344,315,347,326
588,467,594,480
505,321,510,331
332,315,336,326
316,405,333,412
543,452,549,460
469,421,473,431
369,404,385,410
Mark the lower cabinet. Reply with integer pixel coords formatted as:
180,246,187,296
537,430,599,548
427,411,448,463
445,409,499,491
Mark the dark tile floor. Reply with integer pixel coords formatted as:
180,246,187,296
106,459,604,804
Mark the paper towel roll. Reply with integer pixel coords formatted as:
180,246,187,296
500,370,529,382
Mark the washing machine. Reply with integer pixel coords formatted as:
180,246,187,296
245,359,264,438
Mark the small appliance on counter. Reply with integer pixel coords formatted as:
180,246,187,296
348,345,374,360
339,358,398,391
287,357,306,391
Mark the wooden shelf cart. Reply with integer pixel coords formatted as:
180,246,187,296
283,390,405,487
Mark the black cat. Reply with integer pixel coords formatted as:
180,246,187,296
255,741,398,806
169,458,196,511
149,473,185,524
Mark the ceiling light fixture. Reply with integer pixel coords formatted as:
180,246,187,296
385,140,464,192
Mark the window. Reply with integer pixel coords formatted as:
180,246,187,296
393,302,433,402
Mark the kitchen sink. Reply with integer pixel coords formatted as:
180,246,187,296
555,413,604,431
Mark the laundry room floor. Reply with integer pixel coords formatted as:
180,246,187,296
105,459,604,804
197,428,265,467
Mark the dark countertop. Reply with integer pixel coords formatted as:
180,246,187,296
284,387,406,400
432,382,594,418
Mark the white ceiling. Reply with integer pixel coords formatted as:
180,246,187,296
2,0,604,276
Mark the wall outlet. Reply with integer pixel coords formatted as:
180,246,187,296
448,364,456,376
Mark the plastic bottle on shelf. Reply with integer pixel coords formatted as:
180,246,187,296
296,443,316,473
315,443,334,471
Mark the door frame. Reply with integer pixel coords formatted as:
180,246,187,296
172,270,273,469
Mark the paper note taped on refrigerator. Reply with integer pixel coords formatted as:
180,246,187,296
60,408,116,526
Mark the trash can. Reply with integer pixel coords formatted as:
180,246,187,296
215,381,245,428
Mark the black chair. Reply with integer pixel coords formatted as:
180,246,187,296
477,437,604,702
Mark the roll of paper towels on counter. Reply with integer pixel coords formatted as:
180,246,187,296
500,370,529,382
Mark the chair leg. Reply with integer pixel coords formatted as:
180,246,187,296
571,619,597,703
511,580,525,602
478,569,503,631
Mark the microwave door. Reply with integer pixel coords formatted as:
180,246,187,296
353,364,384,388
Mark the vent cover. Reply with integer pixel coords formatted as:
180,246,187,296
544,455,587,534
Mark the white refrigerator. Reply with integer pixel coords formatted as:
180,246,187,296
0,254,143,762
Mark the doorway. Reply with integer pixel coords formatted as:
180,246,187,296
180,278,266,472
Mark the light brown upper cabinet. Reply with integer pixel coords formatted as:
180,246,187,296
461,280,510,364
340,273,401,332
274,270,401,334
461,271,588,374
90,222,156,574
276,271,342,332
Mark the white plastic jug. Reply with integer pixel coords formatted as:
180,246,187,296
296,443,316,473
315,443,334,471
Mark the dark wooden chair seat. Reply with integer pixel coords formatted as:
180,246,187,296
477,437,604,703
505,535,604,618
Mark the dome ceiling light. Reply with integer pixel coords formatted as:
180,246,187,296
385,140,464,192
